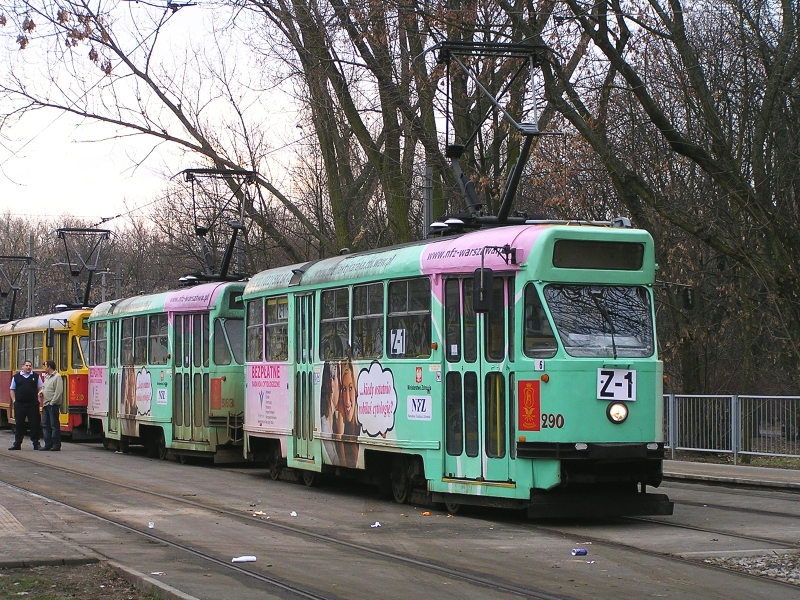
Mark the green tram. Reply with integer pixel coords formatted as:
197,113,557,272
243,223,673,517
86,282,246,462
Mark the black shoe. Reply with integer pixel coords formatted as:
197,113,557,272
8,445,21,451
50,448,61,452
41,446,52,451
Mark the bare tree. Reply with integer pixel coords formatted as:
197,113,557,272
0,0,331,261
495,0,800,381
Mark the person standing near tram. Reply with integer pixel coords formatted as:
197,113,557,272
40,360,63,451
8,360,44,451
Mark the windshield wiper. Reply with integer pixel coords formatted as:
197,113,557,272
590,291,617,359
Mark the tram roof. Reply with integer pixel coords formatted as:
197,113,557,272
244,224,655,296
90,281,245,319
0,309,90,333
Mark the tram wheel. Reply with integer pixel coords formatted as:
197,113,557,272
301,470,316,487
268,446,282,481
444,500,461,515
390,456,411,504
157,431,167,460
178,454,192,465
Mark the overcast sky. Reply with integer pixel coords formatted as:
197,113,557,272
0,106,179,228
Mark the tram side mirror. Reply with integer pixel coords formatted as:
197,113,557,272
46,328,55,348
473,268,494,313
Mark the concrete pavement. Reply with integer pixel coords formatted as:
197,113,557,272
1,451,798,600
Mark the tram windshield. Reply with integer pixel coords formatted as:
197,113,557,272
543,285,654,358
224,318,245,364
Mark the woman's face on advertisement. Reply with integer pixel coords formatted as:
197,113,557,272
340,366,356,422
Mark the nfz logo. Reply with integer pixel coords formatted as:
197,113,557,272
407,395,431,421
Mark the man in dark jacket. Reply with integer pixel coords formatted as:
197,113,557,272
8,360,44,450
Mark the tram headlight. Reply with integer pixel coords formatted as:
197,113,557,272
607,402,629,424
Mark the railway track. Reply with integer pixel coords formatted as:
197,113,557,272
3,444,799,599
0,451,566,600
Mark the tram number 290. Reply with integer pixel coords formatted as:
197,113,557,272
541,413,564,429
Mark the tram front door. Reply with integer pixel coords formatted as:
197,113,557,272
443,275,513,483
173,313,210,443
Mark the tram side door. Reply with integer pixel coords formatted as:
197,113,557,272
173,313,210,443
294,294,315,460
443,276,513,483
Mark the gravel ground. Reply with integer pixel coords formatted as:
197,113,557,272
702,553,800,585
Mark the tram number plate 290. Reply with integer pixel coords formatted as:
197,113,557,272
597,369,636,401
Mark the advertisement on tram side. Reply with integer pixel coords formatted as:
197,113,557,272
88,366,108,416
246,363,290,432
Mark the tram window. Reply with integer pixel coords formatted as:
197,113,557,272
464,372,479,457
194,372,203,426
265,296,288,361
544,284,654,358
183,372,191,426
32,332,43,369
320,288,349,360
0,337,9,370
353,283,383,359
72,337,86,370
97,322,107,366
134,316,147,364
183,316,191,367
110,322,119,368
203,315,209,367
174,316,184,367
203,372,210,428
121,318,134,366
445,372,463,455
213,319,232,366
523,285,558,358
463,278,477,362
91,322,108,366
246,300,263,362
149,314,168,365
79,336,89,369
174,373,183,427
553,240,644,270
229,294,244,310
17,334,25,366
387,278,431,359
58,333,68,370
485,372,506,458
24,333,33,365
485,284,505,362
445,280,461,362
224,319,244,364
295,299,306,363
507,279,515,361
193,315,203,367
88,325,96,366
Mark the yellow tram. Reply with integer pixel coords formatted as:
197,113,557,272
0,310,96,439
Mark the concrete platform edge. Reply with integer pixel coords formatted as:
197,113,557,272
663,471,800,490
0,556,99,569
107,560,202,600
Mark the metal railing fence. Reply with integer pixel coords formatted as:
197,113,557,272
664,395,800,464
